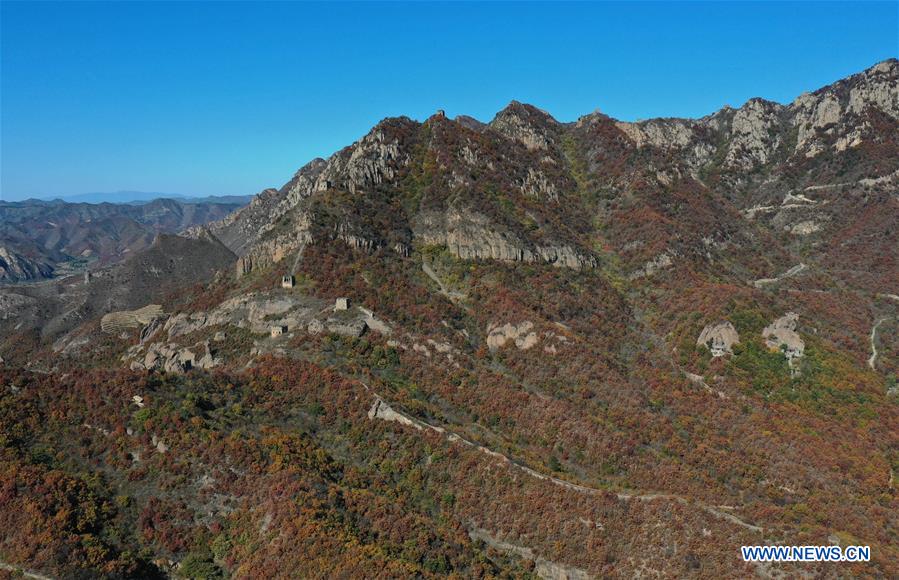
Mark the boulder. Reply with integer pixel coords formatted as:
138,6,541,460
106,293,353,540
487,321,539,351
697,322,740,357
762,313,805,374
194,341,216,370
139,317,165,345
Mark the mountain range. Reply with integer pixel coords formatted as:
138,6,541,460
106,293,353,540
0,197,250,283
2,190,255,205
0,59,896,578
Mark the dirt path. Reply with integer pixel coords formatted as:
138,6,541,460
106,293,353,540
752,263,807,288
365,391,765,534
868,318,887,370
422,261,466,301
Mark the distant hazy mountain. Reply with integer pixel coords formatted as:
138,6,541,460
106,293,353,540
4,190,183,204
3,190,255,205
0,197,248,283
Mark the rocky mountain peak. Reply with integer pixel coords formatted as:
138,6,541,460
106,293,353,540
494,100,557,122
489,101,560,150
198,59,897,296
615,117,700,150
4,59,899,579
454,114,487,132
741,97,784,111
320,116,419,195
721,98,787,169
787,60,898,157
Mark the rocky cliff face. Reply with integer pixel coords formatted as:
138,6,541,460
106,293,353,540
413,207,596,269
198,60,896,300
209,107,596,275
791,59,898,157
0,246,54,283
626,59,897,162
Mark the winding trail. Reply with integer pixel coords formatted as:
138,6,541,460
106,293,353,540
752,263,808,288
365,391,765,534
868,318,887,370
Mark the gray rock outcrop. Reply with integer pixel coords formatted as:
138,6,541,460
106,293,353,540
487,321,539,351
723,99,785,169
628,252,675,280
614,59,897,162
0,291,38,320
132,339,219,374
0,246,54,283
489,101,557,151
414,208,595,270
762,313,805,374
697,322,740,357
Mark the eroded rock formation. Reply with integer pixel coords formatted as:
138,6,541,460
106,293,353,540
697,322,740,357
487,321,539,351
762,313,805,374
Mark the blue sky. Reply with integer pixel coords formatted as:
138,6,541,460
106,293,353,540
1,1,896,201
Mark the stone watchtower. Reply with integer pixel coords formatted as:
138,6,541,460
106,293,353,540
281,275,295,288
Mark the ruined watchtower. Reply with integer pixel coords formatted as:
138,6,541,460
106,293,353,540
270,325,288,337
281,275,295,289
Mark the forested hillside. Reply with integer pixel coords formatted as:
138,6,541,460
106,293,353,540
0,60,897,578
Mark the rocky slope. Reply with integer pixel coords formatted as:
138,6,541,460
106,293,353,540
0,245,54,282
205,59,896,293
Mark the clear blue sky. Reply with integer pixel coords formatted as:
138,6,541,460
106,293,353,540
1,1,896,201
